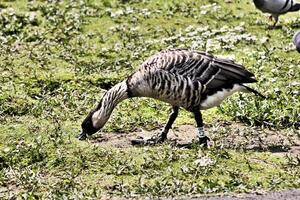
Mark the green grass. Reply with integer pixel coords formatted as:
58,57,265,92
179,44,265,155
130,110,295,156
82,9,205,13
0,0,299,198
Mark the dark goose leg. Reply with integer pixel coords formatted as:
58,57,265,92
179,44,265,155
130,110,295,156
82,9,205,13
154,106,179,143
193,110,210,147
131,106,179,145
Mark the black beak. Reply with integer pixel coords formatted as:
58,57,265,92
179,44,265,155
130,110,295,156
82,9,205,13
77,131,87,140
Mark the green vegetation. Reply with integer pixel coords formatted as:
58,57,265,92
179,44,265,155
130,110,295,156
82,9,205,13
0,0,299,198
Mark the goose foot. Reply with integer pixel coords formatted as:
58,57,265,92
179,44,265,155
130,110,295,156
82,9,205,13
131,132,167,145
198,136,210,147
148,132,167,144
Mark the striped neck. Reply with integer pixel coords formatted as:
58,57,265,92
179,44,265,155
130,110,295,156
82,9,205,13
91,81,128,129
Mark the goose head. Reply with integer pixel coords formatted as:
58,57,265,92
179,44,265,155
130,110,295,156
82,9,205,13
77,108,108,140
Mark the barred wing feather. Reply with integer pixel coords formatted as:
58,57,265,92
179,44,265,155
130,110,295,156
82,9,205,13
141,49,257,92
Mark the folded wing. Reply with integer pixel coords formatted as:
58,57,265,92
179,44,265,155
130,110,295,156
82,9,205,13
142,49,257,93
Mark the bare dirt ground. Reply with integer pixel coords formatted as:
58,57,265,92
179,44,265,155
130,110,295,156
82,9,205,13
91,121,300,156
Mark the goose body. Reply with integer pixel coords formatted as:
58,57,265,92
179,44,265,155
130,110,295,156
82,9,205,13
253,0,300,26
127,49,258,110
79,49,264,145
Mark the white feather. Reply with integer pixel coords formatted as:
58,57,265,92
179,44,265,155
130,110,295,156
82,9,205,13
200,84,244,110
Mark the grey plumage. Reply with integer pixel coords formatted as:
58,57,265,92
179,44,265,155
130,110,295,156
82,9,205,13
128,49,259,110
293,30,300,53
253,0,300,26
78,49,264,145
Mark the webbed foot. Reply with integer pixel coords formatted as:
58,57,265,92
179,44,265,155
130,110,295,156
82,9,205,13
198,136,210,147
131,132,167,145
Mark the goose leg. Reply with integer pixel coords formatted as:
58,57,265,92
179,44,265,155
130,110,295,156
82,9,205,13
131,106,179,145
193,110,210,146
154,106,179,143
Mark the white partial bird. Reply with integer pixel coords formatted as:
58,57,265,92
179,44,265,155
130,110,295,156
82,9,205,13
253,0,300,26
293,30,300,53
78,49,265,146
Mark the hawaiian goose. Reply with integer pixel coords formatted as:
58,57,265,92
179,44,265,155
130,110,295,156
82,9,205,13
78,49,264,146
253,0,300,26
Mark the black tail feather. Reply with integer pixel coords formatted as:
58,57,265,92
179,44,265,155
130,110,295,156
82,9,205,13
289,3,300,12
242,85,266,99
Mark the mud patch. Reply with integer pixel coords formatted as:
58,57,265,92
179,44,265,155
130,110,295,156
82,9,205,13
90,122,300,155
